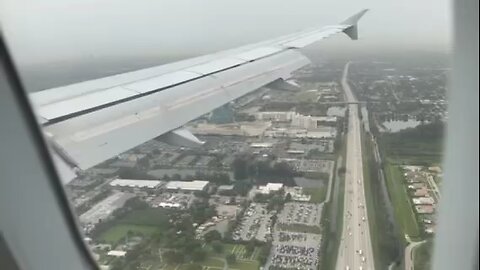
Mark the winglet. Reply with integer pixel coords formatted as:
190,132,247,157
341,9,369,40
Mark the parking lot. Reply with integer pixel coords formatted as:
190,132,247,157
232,203,274,242
277,202,323,227
266,229,322,270
269,245,319,270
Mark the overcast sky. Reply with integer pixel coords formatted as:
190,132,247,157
1,0,451,66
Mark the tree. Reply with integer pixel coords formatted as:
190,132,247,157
234,181,252,196
245,240,255,255
285,193,292,202
204,230,222,243
211,240,224,253
185,264,203,270
191,248,207,262
162,251,184,264
226,253,236,265
232,157,249,180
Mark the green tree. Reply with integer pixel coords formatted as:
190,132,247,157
232,157,249,180
162,251,184,264
245,240,255,256
211,240,224,253
204,230,222,243
185,264,203,270
226,253,236,265
191,249,207,262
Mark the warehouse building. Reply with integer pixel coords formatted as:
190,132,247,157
165,180,209,193
109,179,164,189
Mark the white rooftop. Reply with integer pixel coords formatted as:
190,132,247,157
110,179,162,189
258,183,284,194
166,180,209,191
107,250,127,257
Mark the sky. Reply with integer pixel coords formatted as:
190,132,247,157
0,0,452,89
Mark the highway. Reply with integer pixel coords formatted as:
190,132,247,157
336,62,375,270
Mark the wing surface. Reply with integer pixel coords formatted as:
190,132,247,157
29,9,368,176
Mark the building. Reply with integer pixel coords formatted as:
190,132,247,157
413,187,429,197
250,142,274,148
258,183,284,194
107,250,127,257
109,179,163,189
79,192,135,226
291,113,337,129
217,185,235,195
255,111,295,122
415,205,435,214
412,197,435,205
165,180,209,193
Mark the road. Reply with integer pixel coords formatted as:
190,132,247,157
404,240,426,270
336,62,375,270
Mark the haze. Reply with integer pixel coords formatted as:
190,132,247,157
0,0,451,90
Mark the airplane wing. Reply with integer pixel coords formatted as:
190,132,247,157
29,10,368,180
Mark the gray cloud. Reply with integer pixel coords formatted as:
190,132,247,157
0,0,451,91
1,0,451,64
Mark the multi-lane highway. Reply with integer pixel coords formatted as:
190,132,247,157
336,62,375,270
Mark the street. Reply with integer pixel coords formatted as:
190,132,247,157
336,62,375,270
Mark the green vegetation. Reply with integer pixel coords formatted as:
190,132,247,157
166,243,261,270
277,223,321,234
303,171,330,181
303,187,327,203
384,163,421,239
98,224,158,244
119,208,171,227
295,90,320,102
414,240,433,270
232,156,298,185
380,122,444,165
322,137,347,270
375,122,445,268
363,136,402,269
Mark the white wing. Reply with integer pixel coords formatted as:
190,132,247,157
29,10,368,178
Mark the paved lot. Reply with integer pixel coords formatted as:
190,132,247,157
277,202,323,227
232,203,274,242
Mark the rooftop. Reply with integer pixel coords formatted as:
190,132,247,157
166,180,209,191
110,179,163,189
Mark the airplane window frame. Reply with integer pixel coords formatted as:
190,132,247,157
0,1,478,269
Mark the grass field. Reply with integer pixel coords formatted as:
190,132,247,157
165,244,260,270
362,135,404,269
384,163,420,239
362,136,382,269
303,186,327,203
98,224,159,244
414,240,433,270
119,208,171,227
380,136,443,166
322,136,347,270
295,90,320,102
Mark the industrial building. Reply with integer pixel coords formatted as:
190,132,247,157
257,183,284,194
165,180,209,193
79,192,135,226
109,179,164,189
